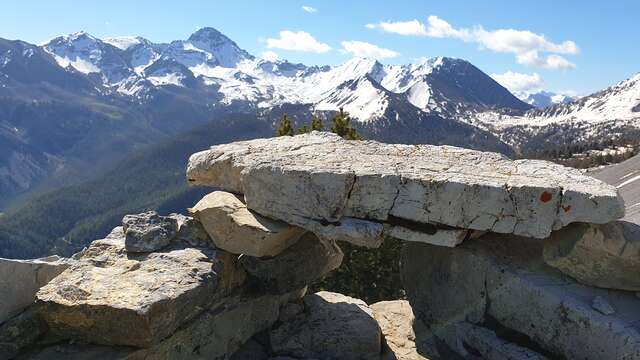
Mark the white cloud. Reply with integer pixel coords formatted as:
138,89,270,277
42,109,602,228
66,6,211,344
490,71,543,93
341,40,399,59
261,51,279,62
302,5,318,13
266,30,331,53
367,15,578,70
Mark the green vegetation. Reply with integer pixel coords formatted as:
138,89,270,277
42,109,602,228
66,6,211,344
277,109,403,303
276,114,294,136
0,117,271,259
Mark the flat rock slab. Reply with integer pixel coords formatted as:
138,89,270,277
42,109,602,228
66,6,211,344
401,234,640,360
0,256,72,323
190,191,304,257
544,220,640,291
187,132,624,239
35,227,245,348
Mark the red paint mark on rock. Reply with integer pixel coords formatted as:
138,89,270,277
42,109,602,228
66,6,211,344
540,191,553,203
562,205,572,212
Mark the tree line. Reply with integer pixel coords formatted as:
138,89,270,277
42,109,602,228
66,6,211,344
276,107,362,140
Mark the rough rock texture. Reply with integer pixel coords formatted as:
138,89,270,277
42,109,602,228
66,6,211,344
36,227,245,348
270,291,382,360
0,306,49,360
370,300,428,360
543,221,640,291
190,191,304,257
401,235,640,360
129,289,304,360
187,132,624,239
170,213,213,248
441,322,549,360
239,233,343,294
0,256,72,323
122,211,178,252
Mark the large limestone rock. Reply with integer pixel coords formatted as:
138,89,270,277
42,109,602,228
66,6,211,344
122,211,178,252
543,221,640,291
270,291,382,360
238,232,343,294
187,132,624,239
370,300,429,360
0,256,72,323
190,191,304,257
36,227,245,348
401,235,640,360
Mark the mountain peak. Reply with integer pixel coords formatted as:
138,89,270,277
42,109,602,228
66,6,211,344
188,27,226,42
186,27,253,67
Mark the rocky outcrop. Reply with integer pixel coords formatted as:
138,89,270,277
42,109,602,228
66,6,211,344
187,132,624,240
189,191,304,257
0,256,72,323
543,220,640,291
122,211,178,252
401,234,640,360
36,226,241,348
4,133,639,359
270,291,382,360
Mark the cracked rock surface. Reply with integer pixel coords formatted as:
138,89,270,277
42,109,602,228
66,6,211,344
187,132,624,239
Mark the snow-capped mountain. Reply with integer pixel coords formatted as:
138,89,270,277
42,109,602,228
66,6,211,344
471,73,640,153
37,27,529,123
519,91,578,108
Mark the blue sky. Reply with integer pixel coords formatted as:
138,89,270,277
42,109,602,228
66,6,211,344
1,0,638,95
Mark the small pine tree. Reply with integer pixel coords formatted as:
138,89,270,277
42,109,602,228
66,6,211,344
297,125,309,134
276,114,294,136
310,114,324,132
330,108,361,140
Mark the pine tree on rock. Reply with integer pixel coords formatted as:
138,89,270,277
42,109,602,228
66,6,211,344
310,114,324,132
330,108,361,140
276,114,294,136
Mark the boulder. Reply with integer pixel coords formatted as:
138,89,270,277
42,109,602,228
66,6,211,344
370,300,429,360
36,226,245,348
130,289,304,359
187,132,624,239
170,213,213,248
238,233,343,294
0,256,72,323
270,291,382,360
543,221,640,291
401,235,640,360
122,211,178,253
190,191,305,257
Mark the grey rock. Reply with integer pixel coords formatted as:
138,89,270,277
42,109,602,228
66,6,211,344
239,233,343,294
132,289,304,360
0,306,48,360
122,211,178,253
401,235,640,360
189,191,304,257
36,228,245,348
441,322,549,360
187,132,624,239
230,339,268,360
270,291,382,360
0,256,72,323
385,225,469,247
169,213,213,248
543,221,640,291
592,296,616,315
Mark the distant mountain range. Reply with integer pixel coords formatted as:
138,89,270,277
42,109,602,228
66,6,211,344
518,91,577,109
1,27,639,210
